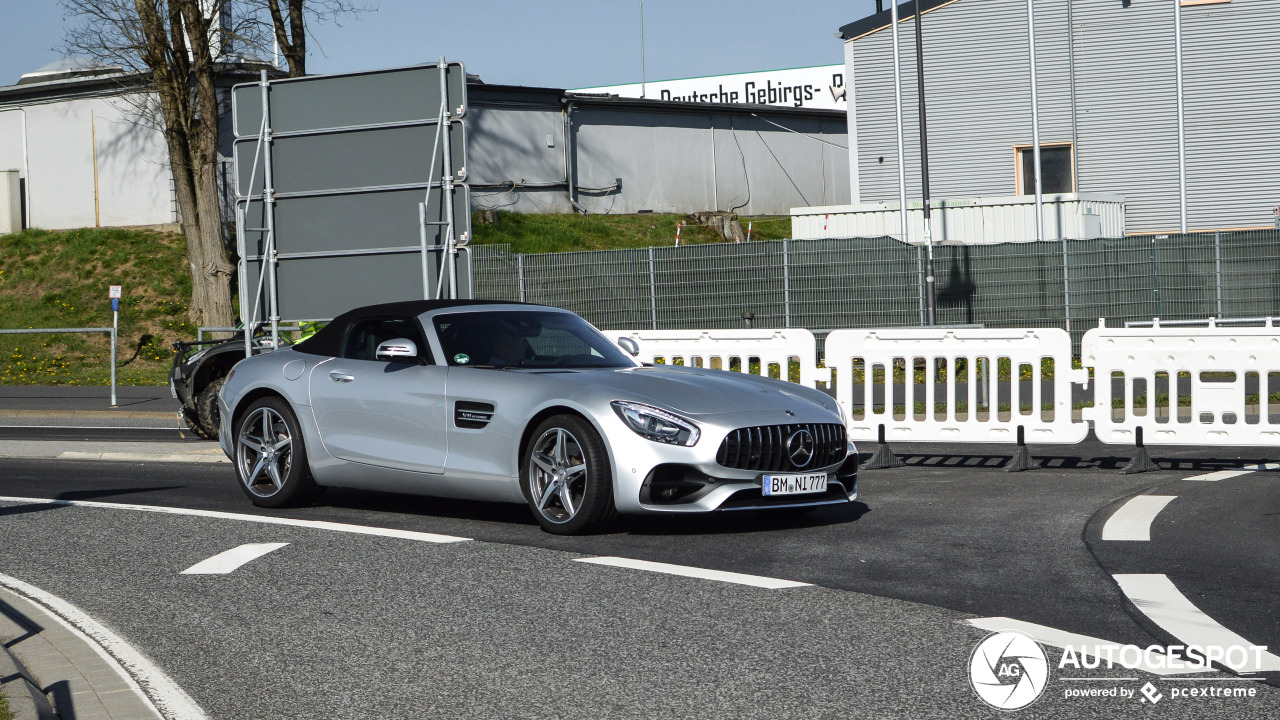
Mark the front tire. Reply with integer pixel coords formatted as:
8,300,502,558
520,415,616,535
233,396,319,508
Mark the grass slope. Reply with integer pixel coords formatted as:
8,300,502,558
0,228,194,386
470,211,791,254
0,212,793,385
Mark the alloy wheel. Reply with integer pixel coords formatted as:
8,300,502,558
527,427,588,524
236,406,294,498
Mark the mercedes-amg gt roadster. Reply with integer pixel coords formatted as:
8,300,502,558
219,301,859,534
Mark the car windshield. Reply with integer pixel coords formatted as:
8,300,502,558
432,310,635,369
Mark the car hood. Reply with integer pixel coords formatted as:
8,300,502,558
538,364,837,418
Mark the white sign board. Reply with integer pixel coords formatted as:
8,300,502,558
572,65,847,111
109,285,122,299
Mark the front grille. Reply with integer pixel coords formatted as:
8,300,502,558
716,423,846,472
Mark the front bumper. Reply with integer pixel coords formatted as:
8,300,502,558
604,407,859,514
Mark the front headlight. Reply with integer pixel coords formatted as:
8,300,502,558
611,401,700,446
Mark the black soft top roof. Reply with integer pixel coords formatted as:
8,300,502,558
292,299,532,357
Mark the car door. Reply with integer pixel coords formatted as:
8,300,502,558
309,316,448,474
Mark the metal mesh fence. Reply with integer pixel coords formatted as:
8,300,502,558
472,229,1280,352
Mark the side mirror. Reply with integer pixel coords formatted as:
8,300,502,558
617,336,640,357
376,338,420,363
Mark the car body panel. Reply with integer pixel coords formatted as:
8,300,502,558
308,359,449,473
219,301,857,516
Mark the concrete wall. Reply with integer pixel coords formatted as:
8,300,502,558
0,94,173,230
844,0,1280,234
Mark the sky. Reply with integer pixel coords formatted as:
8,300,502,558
0,1,878,89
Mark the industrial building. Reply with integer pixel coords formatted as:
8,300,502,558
0,60,848,233
796,0,1280,242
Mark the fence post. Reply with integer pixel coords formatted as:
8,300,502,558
916,245,926,325
517,254,526,303
1061,236,1072,336
648,246,658,330
783,239,792,328
1150,236,1161,318
109,324,117,408
1214,230,1223,318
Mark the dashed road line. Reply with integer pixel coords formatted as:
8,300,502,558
1102,495,1177,542
0,496,471,544
965,617,1210,676
181,543,290,575
575,556,810,589
0,572,207,720
1113,573,1280,673
1184,462,1279,482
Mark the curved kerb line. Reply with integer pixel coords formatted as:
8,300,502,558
0,572,207,720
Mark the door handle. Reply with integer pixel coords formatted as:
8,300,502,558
329,371,355,383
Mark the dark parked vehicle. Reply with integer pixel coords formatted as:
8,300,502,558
170,334,285,438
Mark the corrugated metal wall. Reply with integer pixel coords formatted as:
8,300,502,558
1070,0,1181,234
845,0,1280,235
469,104,849,216
848,0,1073,206
1181,0,1280,230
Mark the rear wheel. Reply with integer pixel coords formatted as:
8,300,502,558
521,415,616,535
233,397,319,507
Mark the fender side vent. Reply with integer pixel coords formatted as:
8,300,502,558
455,401,495,429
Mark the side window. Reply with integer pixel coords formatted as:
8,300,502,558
341,317,433,363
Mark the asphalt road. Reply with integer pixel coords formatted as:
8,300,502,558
0,438,1276,718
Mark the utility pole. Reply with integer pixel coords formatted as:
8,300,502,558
638,0,647,99
914,1,937,325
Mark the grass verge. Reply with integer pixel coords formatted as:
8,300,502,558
0,686,12,720
0,227,195,386
470,211,791,253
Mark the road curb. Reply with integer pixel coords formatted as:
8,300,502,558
0,644,58,720
0,409,176,421
0,441,228,465
0,584,168,720
56,450,228,464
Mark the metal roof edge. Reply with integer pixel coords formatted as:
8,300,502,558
838,0,962,42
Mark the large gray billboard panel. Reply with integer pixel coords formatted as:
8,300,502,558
232,62,470,324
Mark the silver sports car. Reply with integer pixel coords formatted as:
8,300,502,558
219,301,859,534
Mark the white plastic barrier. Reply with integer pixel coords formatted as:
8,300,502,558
1082,319,1280,446
602,328,830,388
824,327,1089,444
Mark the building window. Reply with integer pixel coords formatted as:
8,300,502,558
1015,144,1074,195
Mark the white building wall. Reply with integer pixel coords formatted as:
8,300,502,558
0,93,173,231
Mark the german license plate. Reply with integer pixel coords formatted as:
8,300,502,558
762,473,828,496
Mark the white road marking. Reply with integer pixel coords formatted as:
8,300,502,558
0,496,471,544
1113,574,1280,673
965,617,1210,676
1184,462,1279,482
1102,495,1177,541
575,556,810,589
180,543,289,575
0,572,206,720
